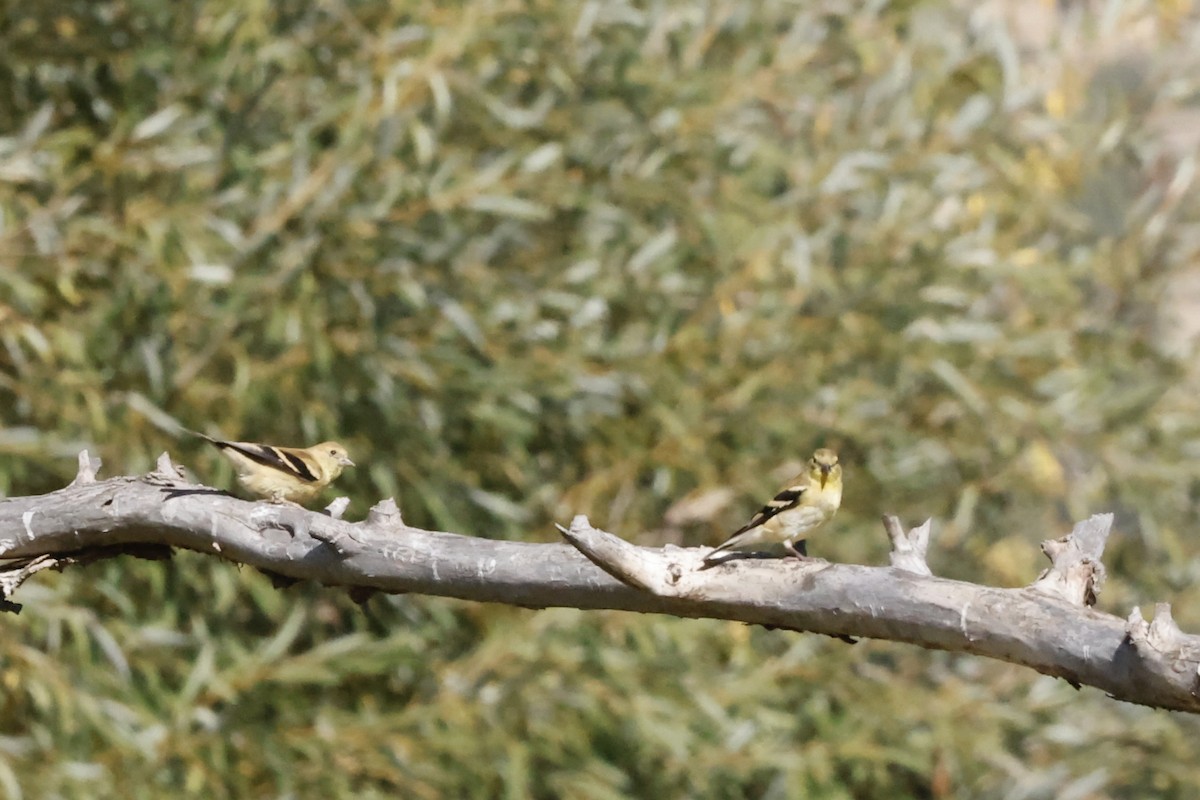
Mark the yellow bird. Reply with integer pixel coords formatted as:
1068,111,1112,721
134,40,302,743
705,448,842,563
198,434,355,505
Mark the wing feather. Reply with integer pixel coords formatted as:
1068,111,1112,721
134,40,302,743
728,480,808,537
209,439,320,483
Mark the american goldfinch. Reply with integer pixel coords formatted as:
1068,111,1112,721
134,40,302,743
705,448,842,562
198,434,355,505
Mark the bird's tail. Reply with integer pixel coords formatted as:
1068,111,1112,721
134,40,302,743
707,529,754,555
122,392,195,438
184,429,225,447
187,430,246,457
702,533,747,562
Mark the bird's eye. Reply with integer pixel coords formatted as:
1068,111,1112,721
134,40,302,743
330,449,338,456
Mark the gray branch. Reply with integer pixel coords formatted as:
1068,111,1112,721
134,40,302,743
2,453,1199,713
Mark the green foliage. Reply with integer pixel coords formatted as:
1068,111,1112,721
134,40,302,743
4,0,1200,796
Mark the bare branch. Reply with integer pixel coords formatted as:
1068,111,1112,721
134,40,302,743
0,554,64,603
3,460,1200,713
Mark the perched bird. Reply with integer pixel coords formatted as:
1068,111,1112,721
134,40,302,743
705,448,842,563
197,434,355,505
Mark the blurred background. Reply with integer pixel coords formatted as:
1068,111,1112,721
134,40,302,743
3,0,1200,796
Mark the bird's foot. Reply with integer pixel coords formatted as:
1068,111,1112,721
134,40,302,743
266,496,305,508
784,541,822,561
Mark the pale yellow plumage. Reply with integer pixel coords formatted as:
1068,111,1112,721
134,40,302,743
705,448,842,562
199,434,354,505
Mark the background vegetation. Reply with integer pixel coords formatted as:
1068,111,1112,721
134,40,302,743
3,0,1200,796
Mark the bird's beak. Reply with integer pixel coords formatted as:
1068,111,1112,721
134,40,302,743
339,456,356,467
819,465,831,488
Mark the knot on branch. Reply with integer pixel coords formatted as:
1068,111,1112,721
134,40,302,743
249,505,313,542
883,515,932,576
308,525,364,556
68,450,101,487
1028,513,1112,606
245,503,364,555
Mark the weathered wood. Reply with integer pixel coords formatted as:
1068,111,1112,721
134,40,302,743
2,453,1198,713
883,514,933,576
1029,514,1111,606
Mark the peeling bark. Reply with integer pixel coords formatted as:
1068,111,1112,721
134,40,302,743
2,453,1199,713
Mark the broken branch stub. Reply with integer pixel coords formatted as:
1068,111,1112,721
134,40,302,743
153,451,187,482
325,497,350,521
560,514,679,594
1126,603,1189,655
68,450,101,487
883,515,933,576
367,498,403,527
1121,603,1200,703
1028,513,1112,606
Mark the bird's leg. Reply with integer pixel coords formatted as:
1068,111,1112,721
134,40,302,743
267,492,305,508
784,540,810,560
785,540,827,564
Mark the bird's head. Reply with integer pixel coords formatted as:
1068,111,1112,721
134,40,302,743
809,448,840,489
317,442,356,476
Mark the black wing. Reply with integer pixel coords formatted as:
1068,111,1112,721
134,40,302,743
208,438,319,483
728,479,808,536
